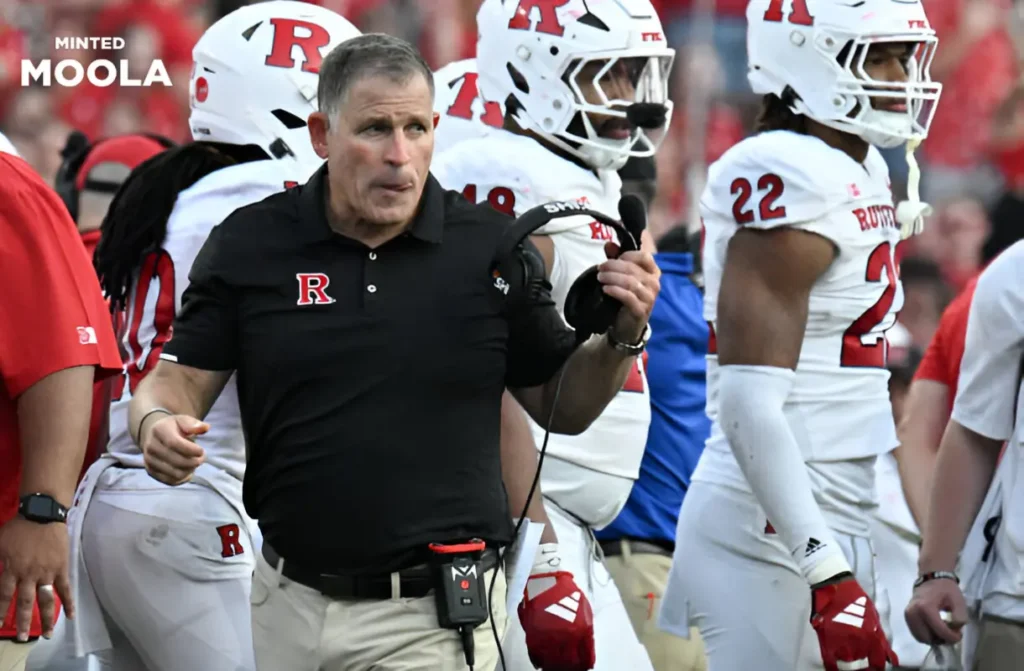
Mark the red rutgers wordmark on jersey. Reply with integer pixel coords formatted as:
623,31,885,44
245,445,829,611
297,273,335,306
853,205,898,232
216,523,245,558
264,17,331,73
507,0,571,37
589,221,613,241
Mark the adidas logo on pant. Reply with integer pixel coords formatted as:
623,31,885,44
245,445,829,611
544,591,582,623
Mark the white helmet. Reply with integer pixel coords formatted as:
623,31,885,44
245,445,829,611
475,0,675,171
746,0,942,149
188,0,361,177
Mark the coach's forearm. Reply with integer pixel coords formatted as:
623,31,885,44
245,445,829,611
918,421,1002,574
500,392,557,544
17,365,95,507
539,334,634,435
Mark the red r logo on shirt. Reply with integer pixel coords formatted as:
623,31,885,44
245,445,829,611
297,273,336,306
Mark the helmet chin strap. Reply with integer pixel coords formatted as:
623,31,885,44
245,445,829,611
896,138,931,240
579,139,631,171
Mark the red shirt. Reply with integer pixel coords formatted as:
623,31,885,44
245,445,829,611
913,275,980,412
0,152,121,527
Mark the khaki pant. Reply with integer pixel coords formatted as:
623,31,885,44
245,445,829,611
0,641,34,671
604,540,707,671
250,552,508,671
972,615,1024,671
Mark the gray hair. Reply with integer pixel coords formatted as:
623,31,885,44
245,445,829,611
317,33,434,123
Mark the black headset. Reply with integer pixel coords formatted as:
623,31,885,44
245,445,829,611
490,193,648,341
54,130,176,222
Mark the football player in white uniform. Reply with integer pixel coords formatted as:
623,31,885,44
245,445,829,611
433,58,504,155
658,1,942,670
432,1,674,669
24,4,361,671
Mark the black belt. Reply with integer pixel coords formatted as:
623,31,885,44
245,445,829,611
600,539,674,558
261,542,498,600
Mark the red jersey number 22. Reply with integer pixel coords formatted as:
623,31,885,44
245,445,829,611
841,241,899,368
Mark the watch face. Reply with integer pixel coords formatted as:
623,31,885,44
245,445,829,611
21,496,64,522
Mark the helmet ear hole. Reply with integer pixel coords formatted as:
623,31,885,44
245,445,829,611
271,109,307,129
507,64,529,94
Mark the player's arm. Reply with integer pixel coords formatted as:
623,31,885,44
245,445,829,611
129,363,232,443
918,250,1024,579
894,379,950,530
715,226,852,586
894,297,964,528
500,392,557,543
129,221,241,484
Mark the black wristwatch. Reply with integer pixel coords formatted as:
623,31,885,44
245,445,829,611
18,494,69,524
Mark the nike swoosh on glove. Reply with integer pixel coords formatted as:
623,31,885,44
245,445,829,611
811,578,898,671
517,543,595,671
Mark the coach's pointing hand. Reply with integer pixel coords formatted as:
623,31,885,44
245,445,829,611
142,415,208,486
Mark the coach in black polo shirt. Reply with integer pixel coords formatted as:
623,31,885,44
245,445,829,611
129,33,660,671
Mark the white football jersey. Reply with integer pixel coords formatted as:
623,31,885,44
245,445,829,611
433,130,651,501
433,59,504,156
951,240,1024,619
694,130,903,532
106,160,306,481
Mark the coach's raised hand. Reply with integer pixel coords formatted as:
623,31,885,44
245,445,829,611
139,414,208,485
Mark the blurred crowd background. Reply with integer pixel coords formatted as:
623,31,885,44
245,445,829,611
2,0,1024,359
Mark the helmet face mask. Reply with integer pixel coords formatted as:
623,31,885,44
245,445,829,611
188,0,362,178
476,0,675,171
559,51,674,168
746,0,942,148
826,37,940,148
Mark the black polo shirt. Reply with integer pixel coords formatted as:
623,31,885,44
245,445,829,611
161,165,576,574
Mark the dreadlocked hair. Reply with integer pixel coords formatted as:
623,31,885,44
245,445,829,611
94,143,243,312
755,86,808,135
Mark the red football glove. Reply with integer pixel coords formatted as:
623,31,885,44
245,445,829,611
518,546,595,671
811,578,898,671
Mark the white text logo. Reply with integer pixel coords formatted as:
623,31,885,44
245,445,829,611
22,37,171,88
